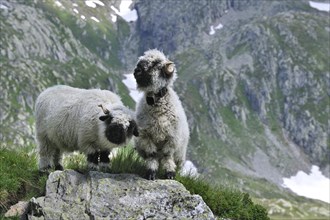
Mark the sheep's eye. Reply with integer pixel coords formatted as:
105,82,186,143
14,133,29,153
142,65,149,71
151,60,161,69
138,61,149,70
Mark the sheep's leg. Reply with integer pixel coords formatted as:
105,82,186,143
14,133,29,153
99,150,110,171
174,143,187,169
87,151,99,170
135,137,159,180
160,143,177,179
37,136,54,171
161,155,176,179
137,149,159,180
53,148,63,170
39,152,51,171
145,157,159,180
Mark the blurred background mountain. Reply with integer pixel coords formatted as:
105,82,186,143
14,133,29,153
0,0,329,218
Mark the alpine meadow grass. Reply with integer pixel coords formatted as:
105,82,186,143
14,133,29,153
1,146,269,219
0,148,47,215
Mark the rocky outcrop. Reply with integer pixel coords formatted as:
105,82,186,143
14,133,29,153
28,170,214,219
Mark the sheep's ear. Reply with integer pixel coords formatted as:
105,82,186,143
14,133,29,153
98,104,110,114
163,61,175,77
133,126,139,137
129,120,139,137
99,115,113,122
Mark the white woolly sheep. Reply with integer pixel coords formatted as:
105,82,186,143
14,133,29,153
133,49,190,180
35,85,138,171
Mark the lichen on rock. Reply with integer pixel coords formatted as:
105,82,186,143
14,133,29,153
28,170,214,219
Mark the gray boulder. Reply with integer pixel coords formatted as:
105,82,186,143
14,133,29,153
28,170,214,220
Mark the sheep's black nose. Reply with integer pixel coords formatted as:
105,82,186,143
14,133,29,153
134,67,142,78
106,123,126,145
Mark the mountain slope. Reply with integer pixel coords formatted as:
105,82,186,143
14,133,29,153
0,0,134,148
133,0,329,179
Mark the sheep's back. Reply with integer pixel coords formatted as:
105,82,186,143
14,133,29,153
35,85,122,151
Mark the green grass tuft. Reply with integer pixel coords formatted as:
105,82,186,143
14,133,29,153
109,147,146,176
0,148,47,214
63,152,88,173
175,175,270,219
63,146,146,175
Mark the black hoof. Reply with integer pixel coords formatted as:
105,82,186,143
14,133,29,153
55,164,64,171
98,162,109,172
146,169,156,180
38,169,49,176
38,165,51,176
165,171,176,179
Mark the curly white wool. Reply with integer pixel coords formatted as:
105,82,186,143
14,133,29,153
134,49,190,179
35,85,136,170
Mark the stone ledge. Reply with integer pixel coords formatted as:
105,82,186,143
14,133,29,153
27,170,214,220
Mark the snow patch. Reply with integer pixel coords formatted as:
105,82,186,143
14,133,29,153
111,14,117,22
215,23,224,29
111,0,138,22
85,0,104,8
122,74,143,103
282,165,330,203
309,1,330,12
180,160,199,177
55,1,64,9
73,8,79,14
209,23,223,35
85,1,96,8
91,16,100,22
0,4,8,10
93,0,105,6
81,15,86,20
209,26,216,35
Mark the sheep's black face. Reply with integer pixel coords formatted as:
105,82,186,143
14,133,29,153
105,123,126,145
100,115,139,145
133,60,155,88
134,49,176,93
